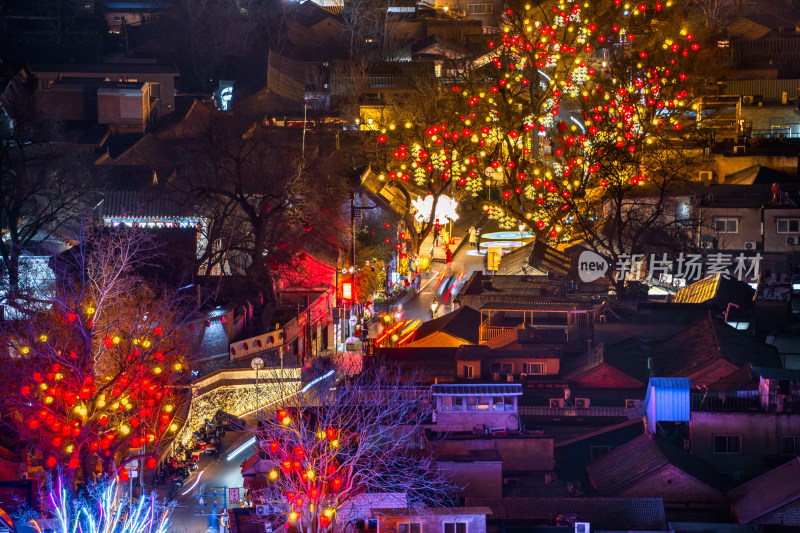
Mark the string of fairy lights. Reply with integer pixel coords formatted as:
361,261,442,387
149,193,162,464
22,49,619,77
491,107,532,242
376,0,700,242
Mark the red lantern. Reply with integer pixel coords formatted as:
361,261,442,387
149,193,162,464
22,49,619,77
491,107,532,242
270,441,279,453
146,457,157,469
332,478,343,491
46,456,57,468
119,469,129,482
326,428,336,441
69,456,80,469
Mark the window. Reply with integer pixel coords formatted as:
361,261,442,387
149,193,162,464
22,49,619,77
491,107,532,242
464,365,474,379
523,362,545,374
467,3,493,14
591,445,615,461
781,436,800,455
466,396,478,412
399,524,421,533
713,435,741,454
440,396,451,412
500,363,513,374
478,396,491,411
493,396,504,411
444,523,467,533
451,396,463,412
504,396,516,411
714,218,738,233
777,219,800,233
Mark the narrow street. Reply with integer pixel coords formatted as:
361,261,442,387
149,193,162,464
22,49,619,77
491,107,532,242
400,216,533,321
163,432,254,533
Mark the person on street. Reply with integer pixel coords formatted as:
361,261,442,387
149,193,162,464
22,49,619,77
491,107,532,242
476,227,482,253
469,226,477,248
433,222,440,246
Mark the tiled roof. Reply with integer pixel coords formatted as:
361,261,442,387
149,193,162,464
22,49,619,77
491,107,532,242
728,457,800,523
431,383,522,396
673,274,754,306
102,190,190,219
465,497,667,531
587,434,732,495
480,300,585,312
410,306,481,345
650,312,781,377
30,63,179,75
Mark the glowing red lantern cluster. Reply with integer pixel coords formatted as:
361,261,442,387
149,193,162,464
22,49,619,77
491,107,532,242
375,0,700,240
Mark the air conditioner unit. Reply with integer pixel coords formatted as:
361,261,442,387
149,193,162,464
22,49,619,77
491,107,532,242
742,95,754,104
256,505,270,517
575,398,591,408
550,398,565,408
788,236,799,245
506,373,514,382
575,522,591,533
744,241,757,251
698,170,713,180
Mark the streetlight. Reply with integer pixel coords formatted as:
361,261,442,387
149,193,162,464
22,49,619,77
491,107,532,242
251,357,264,414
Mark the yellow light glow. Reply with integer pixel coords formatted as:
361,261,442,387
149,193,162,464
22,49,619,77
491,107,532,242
120,425,130,435
39,335,48,342
269,469,278,481
289,512,299,521
164,404,173,413
113,336,121,345
169,423,178,432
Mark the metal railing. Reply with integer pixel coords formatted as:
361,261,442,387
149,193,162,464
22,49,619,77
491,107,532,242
691,393,800,413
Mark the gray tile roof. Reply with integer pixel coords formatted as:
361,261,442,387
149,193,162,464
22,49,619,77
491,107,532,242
587,434,732,495
431,383,522,396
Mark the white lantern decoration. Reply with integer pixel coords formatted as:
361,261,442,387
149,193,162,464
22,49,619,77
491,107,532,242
411,194,459,223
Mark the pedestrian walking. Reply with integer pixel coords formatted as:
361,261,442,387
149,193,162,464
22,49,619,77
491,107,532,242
476,228,482,253
433,221,440,246
469,225,477,248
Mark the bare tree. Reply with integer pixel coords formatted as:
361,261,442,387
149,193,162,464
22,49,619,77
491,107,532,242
0,73,94,299
251,362,459,533
0,228,198,487
167,106,352,314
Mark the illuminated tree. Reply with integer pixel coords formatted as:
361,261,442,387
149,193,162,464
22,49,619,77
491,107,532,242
33,476,172,533
375,0,714,256
0,230,196,485
252,365,457,532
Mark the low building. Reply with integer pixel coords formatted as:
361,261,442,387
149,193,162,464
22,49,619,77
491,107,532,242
728,457,800,526
455,344,562,382
372,507,492,533
586,434,731,511
465,497,669,531
436,449,503,499
405,306,481,348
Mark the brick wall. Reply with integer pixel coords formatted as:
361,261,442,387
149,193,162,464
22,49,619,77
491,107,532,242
756,499,800,526
617,465,727,508
431,437,554,472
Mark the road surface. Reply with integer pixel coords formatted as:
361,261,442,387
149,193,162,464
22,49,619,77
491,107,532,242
163,431,254,533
